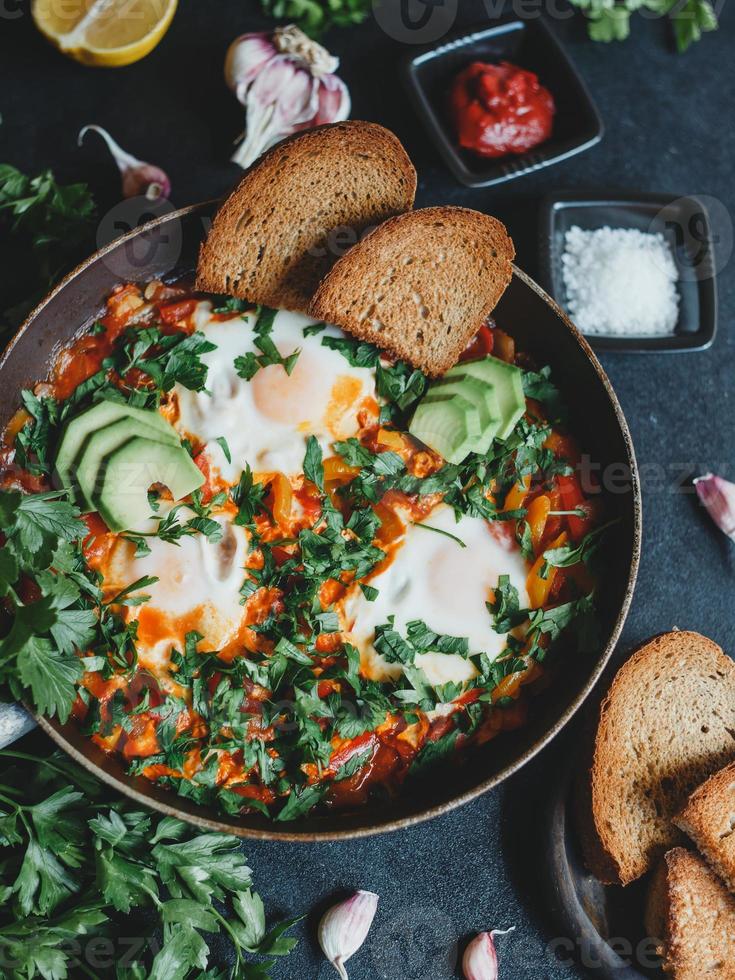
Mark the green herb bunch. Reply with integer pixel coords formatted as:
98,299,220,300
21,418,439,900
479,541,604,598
259,0,371,36
0,747,299,979
0,166,97,342
568,0,717,51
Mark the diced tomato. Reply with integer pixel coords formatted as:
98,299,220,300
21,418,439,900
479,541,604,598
557,474,595,540
121,715,159,758
81,513,114,564
315,634,343,656
193,452,215,504
232,783,277,804
460,323,494,361
329,732,377,774
158,299,199,326
17,576,42,604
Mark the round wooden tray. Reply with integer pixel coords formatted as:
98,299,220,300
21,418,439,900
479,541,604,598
545,751,663,979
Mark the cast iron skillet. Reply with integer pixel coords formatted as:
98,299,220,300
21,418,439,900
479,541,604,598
0,202,641,841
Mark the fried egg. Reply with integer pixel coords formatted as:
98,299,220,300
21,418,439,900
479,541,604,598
101,507,250,675
175,304,377,482
343,503,529,687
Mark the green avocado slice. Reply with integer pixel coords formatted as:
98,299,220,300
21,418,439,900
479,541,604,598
409,392,481,464
54,399,179,501
75,417,179,513
426,374,502,455
95,436,204,533
447,356,526,441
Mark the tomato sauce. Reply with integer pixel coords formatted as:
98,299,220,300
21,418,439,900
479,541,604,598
450,61,555,158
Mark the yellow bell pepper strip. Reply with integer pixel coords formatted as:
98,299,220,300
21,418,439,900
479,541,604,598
525,494,551,553
323,455,360,483
527,531,567,608
376,427,406,452
255,472,292,526
503,473,531,513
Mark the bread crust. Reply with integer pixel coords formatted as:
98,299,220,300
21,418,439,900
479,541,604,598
309,206,515,376
196,121,417,313
675,761,735,894
579,631,735,886
648,848,735,979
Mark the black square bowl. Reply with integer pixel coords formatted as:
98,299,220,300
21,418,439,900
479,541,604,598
402,16,603,188
539,192,718,352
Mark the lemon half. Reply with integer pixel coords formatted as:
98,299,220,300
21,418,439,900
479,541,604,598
32,0,178,67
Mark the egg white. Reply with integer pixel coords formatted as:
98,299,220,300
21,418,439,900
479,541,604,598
102,507,250,674
175,303,377,482
343,503,530,688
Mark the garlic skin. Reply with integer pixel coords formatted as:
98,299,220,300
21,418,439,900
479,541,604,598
462,928,515,980
225,25,350,170
78,126,171,201
224,33,277,101
694,473,735,540
318,890,378,980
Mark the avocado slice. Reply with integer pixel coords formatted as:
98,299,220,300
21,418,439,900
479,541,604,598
54,399,179,499
426,374,502,455
448,356,525,440
409,392,481,464
95,437,204,533
75,417,179,513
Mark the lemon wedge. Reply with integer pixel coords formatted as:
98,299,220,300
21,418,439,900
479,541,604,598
32,0,177,67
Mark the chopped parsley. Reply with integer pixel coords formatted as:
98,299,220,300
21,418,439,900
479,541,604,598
234,305,300,380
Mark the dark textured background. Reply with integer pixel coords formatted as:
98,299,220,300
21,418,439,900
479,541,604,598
2,0,734,976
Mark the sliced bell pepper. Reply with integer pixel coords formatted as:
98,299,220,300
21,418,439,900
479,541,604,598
525,493,550,553
527,531,567,608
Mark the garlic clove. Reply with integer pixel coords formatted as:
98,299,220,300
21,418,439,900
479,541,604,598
78,125,170,201
232,56,319,169
225,33,277,101
462,928,515,980
313,73,351,126
318,890,378,980
226,25,350,170
694,473,735,541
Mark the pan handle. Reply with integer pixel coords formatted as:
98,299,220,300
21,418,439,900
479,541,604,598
0,703,35,749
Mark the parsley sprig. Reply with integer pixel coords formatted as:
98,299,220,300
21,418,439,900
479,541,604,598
0,166,96,340
568,0,717,50
234,307,300,381
0,748,299,979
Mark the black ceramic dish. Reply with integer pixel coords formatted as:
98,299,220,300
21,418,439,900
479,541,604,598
0,202,640,841
545,748,661,980
539,192,718,352
401,17,603,188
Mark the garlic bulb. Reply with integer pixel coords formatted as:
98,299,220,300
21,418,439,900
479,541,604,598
78,125,170,201
694,473,735,540
318,890,378,980
225,25,350,169
462,928,515,980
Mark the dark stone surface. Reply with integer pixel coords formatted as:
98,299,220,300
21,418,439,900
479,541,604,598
2,0,733,976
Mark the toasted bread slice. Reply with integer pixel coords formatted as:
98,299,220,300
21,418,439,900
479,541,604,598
195,121,416,313
675,762,735,893
308,206,514,376
578,631,735,886
645,848,735,978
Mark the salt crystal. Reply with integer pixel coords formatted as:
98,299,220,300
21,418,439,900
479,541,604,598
561,225,679,337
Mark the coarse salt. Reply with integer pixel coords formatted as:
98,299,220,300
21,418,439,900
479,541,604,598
561,225,679,337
